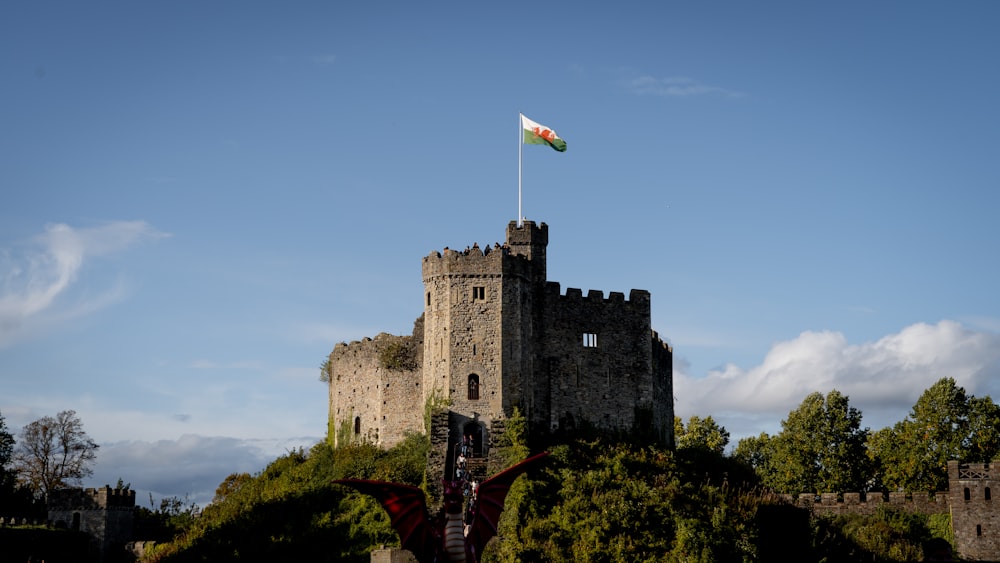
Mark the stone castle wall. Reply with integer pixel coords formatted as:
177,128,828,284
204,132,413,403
777,491,950,517
328,325,424,448
537,284,655,435
650,331,674,446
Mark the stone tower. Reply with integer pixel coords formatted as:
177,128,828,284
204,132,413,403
328,220,674,459
420,221,548,455
48,486,135,563
949,460,1000,560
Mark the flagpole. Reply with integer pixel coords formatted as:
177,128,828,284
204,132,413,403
518,112,523,228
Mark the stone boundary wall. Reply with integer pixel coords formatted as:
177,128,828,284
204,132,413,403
777,491,950,516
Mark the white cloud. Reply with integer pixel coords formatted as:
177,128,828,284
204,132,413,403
0,221,169,346
674,320,1000,441
93,435,317,507
629,76,744,98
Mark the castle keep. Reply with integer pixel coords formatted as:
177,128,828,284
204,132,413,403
328,221,674,460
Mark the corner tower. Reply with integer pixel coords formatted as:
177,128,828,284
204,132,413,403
420,221,547,451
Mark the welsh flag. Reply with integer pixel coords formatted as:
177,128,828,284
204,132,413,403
521,114,567,152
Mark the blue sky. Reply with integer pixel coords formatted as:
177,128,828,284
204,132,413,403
2,1,999,506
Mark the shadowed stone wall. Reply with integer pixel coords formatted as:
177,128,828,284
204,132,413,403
48,486,135,563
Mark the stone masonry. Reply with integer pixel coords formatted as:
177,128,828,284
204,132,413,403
949,461,1000,561
328,221,674,471
776,461,1000,561
48,485,135,563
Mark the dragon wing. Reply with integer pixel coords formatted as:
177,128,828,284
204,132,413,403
466,452,550,562
333,479,437,563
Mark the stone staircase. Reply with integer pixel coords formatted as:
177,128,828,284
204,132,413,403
463,456,488,482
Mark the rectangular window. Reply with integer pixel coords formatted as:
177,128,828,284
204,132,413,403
582,333,598,348
472,286,485,300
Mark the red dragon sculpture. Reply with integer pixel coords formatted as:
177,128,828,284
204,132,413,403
333,451,549,563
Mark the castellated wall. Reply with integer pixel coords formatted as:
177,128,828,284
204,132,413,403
772,462,1000,561
328,318,425,449
537,283,660,438
776,491,950,517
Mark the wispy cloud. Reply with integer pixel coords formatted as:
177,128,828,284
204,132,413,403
674,320,1000,441
312,54,337,65
0,221,169,347
188,359,265,370
628,75,744,98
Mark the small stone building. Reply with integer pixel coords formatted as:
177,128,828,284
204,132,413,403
48,485,135,562
328,220,674,466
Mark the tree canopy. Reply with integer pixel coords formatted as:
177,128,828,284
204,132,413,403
734,390,871,493
674,415,730,454
12,410,99,496
869,377,1000,492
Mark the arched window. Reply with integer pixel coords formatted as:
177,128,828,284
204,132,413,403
987,487,992,501
354,416,361,435
468,374,480,401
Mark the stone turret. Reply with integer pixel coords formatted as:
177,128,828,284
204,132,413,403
48,486,135,563
950,461,1000,560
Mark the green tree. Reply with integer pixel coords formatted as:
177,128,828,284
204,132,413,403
0,409,45,518
732,432,776,475
675,415,730,454
0,409,14,476
869,377,1000,492
737,390,871,493
12,410,99,496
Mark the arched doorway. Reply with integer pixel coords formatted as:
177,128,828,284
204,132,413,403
462,421,485,458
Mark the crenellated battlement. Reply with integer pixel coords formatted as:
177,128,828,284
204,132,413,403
421,243,535,281
778,491,950,516
544,283,651,310
950,460,997,480
48,486,136,511
332,333,394,359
